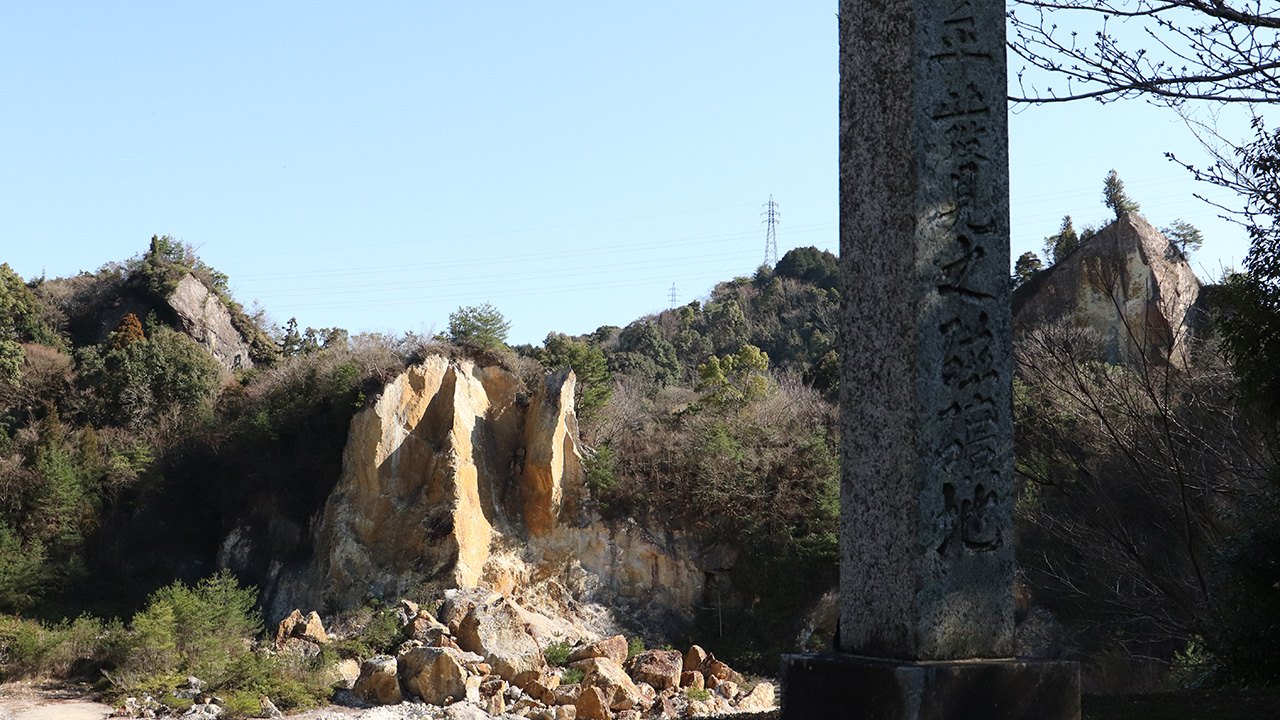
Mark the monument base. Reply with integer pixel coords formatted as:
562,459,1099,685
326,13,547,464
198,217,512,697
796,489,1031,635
781,653,1079,720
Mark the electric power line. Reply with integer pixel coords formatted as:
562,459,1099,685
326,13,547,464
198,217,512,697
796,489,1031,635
669,283,679,309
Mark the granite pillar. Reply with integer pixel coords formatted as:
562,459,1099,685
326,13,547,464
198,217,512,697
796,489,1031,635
780,0,1079,715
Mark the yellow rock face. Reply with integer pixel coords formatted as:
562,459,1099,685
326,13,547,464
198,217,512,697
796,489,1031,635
303,353,711,636
314,356,582,608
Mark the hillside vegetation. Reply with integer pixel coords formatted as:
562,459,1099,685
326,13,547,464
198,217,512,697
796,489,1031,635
0,240,843,705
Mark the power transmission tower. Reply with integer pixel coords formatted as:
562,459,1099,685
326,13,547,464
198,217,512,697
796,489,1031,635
762,194,780,266
669,283,679,309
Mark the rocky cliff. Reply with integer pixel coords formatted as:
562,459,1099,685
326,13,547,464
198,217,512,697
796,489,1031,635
1013,213,1202,366
165,274,255,370
224,354,724,636
89,272,254,371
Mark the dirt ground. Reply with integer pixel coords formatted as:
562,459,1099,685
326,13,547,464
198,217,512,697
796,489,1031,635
0,682,113,720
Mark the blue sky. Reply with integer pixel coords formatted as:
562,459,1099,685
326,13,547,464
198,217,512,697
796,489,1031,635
0,3,1255,345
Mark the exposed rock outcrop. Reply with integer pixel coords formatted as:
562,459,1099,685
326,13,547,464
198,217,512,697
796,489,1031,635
254,353,722,639
166,274,254,371
90,272,254,372
1014,213,1202,367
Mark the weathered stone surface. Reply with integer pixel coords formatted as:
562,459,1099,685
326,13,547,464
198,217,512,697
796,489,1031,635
781,654,1080,720
575,686,612,720
682,645,707,674
325,657,361,689
1014,213,1203,368
453,593,548,681
300,354,713,631
634,682,656,709
714,680,737,699
167,273,255,371
568,635,628,667
521,368,586,536
680,671,703,690
313,357,523,607
275,609,329,646
702,659,739,683
553,683,582,706
735,681,776,713
517,668,562,704
396,599,421,626
837,0,1013,660
574,657,645,711
398,645,472,705
624,650,682,691
649,695,679,720
352,655,402,705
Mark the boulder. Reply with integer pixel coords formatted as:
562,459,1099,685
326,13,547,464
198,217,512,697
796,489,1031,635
258,696,282,718
275,609,329,645
454,594,548,681
680,671,703,690
567,635,628,666
575,686,612,720
735,682,776,713
182,702,222,719
480,677,508,715
352,655,402,705
398,645,475,705
624,650,682,691
554,683,583,706
516,668,562,703
649,695,679,719
703,659,740,683
573,657,645,711
395,599,421,626
682,645,707,674
715,680,738,699
326,658,361,689
634,682,657,708
407,611,451,643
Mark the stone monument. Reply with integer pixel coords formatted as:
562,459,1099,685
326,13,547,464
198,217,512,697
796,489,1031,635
780,0,1080,716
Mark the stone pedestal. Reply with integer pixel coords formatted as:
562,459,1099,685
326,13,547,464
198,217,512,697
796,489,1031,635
781,654,1080,720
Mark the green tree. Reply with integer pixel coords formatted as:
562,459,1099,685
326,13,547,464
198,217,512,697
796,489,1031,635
1013,251,1044,288
774,247,839,290
448,303,510,350
1161,219,1204,255
696,344,770,408
1042,216,1080,265
79,320,221,428
539,333,613,422
0,340,21,388
1103,170,1140,219
613,321,680,386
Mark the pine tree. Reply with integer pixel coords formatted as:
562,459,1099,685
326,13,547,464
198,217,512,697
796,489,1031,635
1103,170,1141,219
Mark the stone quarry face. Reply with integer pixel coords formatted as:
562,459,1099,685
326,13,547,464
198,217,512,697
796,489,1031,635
1013,213,1203,367
257,353,717,637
